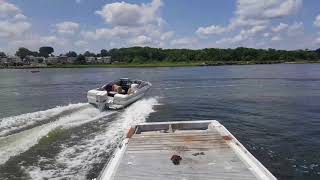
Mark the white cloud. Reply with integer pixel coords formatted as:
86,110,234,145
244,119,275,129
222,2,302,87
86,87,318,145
0,1,20,17
262,0,302,18
196,0,302,38
196,25,227,36
82,26,143,40
40,36,63,44
55,21,79,34
272,23,289,33
243,25,267,36
0,2,30,39
287,22,304,36
218,21,304,47
216,34,245,45
75,0,82,4
232,0,302,28
0,0,31,40
14,13,27,20
271,36,282,41
160,31,174,41
81,25,174,47
216,25,267,45
3,34,74,54
81,0,173,48
270,22,304,37
195,0,308,50
263,33,270,37
171,37,197,48
95,0,163,27
314,14,320,28
315,37,320,45
74,40,88,47
0,2,74,53
128,35,153,46
0,21,31,38
9,35,68,50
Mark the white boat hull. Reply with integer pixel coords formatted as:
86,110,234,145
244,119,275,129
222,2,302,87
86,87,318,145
87,79,151,110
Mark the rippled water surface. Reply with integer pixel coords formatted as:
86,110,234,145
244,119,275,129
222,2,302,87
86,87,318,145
0,64,320,180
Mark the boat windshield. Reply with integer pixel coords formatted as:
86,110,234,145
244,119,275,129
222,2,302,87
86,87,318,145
120,78,129,86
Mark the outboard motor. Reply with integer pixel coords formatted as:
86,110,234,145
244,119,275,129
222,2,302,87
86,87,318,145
87,89,110,111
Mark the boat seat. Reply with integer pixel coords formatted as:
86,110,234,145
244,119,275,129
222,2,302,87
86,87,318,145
108,91,118,97
127,83,139,94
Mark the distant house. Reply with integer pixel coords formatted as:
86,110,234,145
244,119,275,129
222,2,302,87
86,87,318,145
67,57,76,64
1,56,23,66
25,56,46,66
57,56,68,64
44,56,72,65
85,56,97,64
97,56,111,64
0,57,8,65
45,56,59,65
12,56,23,65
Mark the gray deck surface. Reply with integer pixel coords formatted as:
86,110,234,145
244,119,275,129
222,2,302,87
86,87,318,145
112,129,259,180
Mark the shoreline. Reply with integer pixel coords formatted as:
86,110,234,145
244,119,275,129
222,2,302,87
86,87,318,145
1,60,320,69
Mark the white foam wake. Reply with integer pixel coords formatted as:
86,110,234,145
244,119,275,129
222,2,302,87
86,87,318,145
162,84,236,90
26,97,159,180
0,105,113,165
0,103,87,137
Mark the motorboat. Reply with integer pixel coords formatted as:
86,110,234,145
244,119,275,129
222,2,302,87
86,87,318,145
87,78,152,110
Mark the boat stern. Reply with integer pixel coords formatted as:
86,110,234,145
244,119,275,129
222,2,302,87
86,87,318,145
87,89,110,110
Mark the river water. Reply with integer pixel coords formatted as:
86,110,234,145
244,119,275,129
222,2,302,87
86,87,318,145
0,64,319,180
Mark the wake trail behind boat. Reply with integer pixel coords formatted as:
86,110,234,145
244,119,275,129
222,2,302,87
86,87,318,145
26,97,159,180
157,84,237,90
0,103,89,137
0,104,114,165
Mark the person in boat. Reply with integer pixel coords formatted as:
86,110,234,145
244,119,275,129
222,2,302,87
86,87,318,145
101,78,140,96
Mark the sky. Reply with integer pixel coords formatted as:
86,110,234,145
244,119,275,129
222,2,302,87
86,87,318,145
0,0,320,54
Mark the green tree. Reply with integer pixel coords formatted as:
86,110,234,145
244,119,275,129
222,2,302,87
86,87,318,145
65,51,77,57
75,54,86,64
100,49,108,57
31,51,40,57
15,47,32,59
0,51,6,57
83,51,95,57
39,46,54,57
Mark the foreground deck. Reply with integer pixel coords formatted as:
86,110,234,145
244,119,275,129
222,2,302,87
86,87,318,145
99,120,276,180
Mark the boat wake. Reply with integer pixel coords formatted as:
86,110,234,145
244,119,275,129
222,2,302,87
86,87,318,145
0,103,113,165
159,84,237,90
25,97,159,180
0,103,88,137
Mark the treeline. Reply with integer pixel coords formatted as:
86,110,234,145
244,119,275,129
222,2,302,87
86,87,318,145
2,46,320,64
107,47,320,64
0,47,109,59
